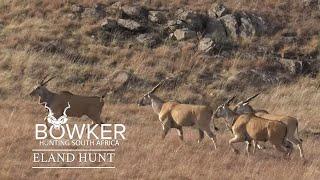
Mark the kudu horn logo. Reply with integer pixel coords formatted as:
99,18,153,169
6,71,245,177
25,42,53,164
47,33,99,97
43,102,70,129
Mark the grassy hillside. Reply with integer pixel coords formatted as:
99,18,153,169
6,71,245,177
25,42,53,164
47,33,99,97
0,0,319,179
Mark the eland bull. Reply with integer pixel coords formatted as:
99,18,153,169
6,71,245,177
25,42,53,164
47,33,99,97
30,75,106,128
138,77,218,148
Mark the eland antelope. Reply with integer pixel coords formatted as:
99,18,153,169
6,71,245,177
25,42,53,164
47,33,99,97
30,75,106,128
214,96,292,156
138,78,218,148
233,93,304,158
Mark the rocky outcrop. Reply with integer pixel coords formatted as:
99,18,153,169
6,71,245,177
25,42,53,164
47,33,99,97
78,2,274,51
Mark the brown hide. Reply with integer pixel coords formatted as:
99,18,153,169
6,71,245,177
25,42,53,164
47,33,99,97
49,92,104,120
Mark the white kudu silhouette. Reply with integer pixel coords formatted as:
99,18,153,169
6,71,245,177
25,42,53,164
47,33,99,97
43,102,71,130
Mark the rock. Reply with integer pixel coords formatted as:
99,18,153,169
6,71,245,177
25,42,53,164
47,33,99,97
148,11,166,23
136,33,160,47
220,14,239,39
173,28,197,40
117,19,144,31
239,13,268,39
219,12,268,40
71,4,84,13
176,9,204,31
111,71,131,88
239,16,255,39
198,38,215,53
208,3,229,18
205,18,227,42
81,4,106,19
279,58,311,74
166,20,188,32
121,5,147,18
101,18,118,31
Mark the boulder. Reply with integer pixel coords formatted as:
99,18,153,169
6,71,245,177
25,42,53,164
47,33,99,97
136,33,160,47
117,19,144,31
208,3,229,18
148,11,166,23
101,18,118,31
176,9,204,31
205,18,227,42
239,13,268,39
198,37,215,53
173,28,197,40
219,14,239,39
121,5,147,18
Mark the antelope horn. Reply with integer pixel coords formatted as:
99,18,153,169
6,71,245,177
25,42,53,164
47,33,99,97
39,74,49,85
41,76,56,86
146,78,169,95
224,96,236,106
243,93,260,104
